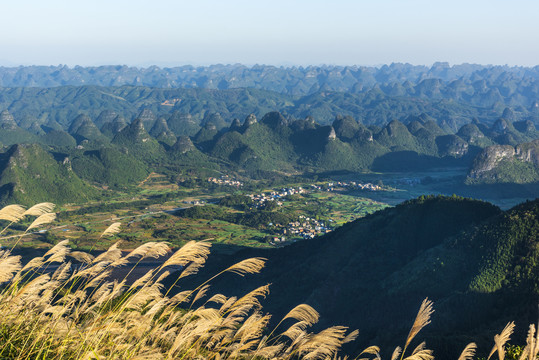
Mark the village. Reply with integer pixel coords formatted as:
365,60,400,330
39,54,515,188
270,215,333,244
202,177,391,245
243,186,334,244
247,186,306,208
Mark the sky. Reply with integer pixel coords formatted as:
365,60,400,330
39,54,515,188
1,0,538,67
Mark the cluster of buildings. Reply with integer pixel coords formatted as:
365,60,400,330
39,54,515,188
271,215,332,243
207,176,244,187
248,187,306,208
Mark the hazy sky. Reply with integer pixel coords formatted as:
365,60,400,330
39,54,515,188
1,0,538,67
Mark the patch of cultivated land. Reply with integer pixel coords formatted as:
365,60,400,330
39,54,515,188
1,177,395,253
12,168,522,253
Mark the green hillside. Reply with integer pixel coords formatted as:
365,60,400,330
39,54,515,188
111,118,165,163
70,147,149,187
467,140,539,184
0,144,99,206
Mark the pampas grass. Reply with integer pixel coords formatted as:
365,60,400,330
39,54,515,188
488,322,516,360
100,222,122,238
0,203,359,359
458,342,477,360
0,202,537,359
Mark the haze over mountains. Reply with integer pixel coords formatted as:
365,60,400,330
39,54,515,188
3,63,539,97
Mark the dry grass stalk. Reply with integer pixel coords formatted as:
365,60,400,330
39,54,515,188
0,204,26,223
488,321,515,360
283,304,320,326
224,257,267,276
458,342,477,360
391,346,403,360
27,212,56,231
23,202,55,216
404,298,434,351
100,222,122,238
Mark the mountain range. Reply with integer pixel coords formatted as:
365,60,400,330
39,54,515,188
0,104,538,205
0,80,538,129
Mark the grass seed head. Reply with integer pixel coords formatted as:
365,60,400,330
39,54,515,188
225,257,267,276
100,222,122,238
23,202,55,216
457,342,477,360
405,298,434,350
0,204,26,223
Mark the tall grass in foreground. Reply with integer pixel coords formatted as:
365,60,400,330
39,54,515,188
0,203,537,359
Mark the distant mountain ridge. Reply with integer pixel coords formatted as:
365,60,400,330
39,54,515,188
2,64,539,127
2,63,539,97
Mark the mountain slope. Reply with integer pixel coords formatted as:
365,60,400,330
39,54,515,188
173,196,539,359
467,140,539,184
0,144,99,206
112,118,165,162
70,147,149,187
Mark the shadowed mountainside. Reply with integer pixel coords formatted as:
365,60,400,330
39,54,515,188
171,196,539,359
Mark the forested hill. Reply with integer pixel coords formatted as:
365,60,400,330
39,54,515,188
173,195,539,360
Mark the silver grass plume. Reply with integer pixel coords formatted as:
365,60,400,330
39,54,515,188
412,341,426,355
283,304,320,326
0,204,26,223
518,324,539,360
161,240,211,268
0,251,22,283
27,212,56,231
458,342,477,360
404,298,434,350
391,346,403,360
488,321,515,360
93,241,123,263
43,239,70,258
360,346,381,356
404,349,434,360
127,242,171,260
23,202,55,216
69,251,95,265
192,284,211,305
100,222,122,238
224,257,266,276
